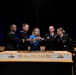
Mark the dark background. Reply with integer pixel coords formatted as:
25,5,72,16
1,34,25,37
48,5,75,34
0,0,76,45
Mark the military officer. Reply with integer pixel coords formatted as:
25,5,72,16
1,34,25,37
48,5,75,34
44,25,56,50
4,24,24,51
19,23,29,50
54,27,74,52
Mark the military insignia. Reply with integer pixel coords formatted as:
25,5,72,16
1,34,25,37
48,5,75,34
47,36,50,39
60,37,62,40
64,45,66,47
54,35,57,38
63,40,66,43
70,39,72,41
58,39,60,41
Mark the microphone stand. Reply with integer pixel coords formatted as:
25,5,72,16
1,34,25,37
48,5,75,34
36,9,38,27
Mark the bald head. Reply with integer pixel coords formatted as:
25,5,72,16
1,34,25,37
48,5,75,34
49,26,55,33
10,24,17,32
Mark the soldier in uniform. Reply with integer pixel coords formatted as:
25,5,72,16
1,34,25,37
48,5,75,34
19,23,29,50
4,24,24,51
44,26,56,50
54,27,74,52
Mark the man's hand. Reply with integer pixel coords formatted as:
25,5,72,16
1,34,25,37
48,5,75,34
33,38,36,43
29,38,33,42
35,37,44,41
41,38,44,40
26,38,33,42
22,39,25,43
35,37,39,41
72,53,75,57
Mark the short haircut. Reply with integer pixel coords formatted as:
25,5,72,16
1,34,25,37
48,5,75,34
22,23,29,27
10,24,16,28
49,25,54,28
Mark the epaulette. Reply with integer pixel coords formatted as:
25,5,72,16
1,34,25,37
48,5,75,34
65,34,68,35
9,31,15,34
20,31,26,33
20,31,24,32
64,34,68,36
45,33,49,36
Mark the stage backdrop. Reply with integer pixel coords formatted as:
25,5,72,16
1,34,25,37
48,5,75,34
0,0,76,45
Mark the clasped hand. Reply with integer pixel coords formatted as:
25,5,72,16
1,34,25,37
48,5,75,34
27,37,44,42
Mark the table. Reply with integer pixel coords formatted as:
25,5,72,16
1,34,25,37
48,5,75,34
0,51,73,62
0,51,74,75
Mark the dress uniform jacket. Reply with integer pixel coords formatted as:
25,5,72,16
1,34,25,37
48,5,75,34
5,30,23,50
19,30,28,50
44,33,56,50
54,34,74,52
